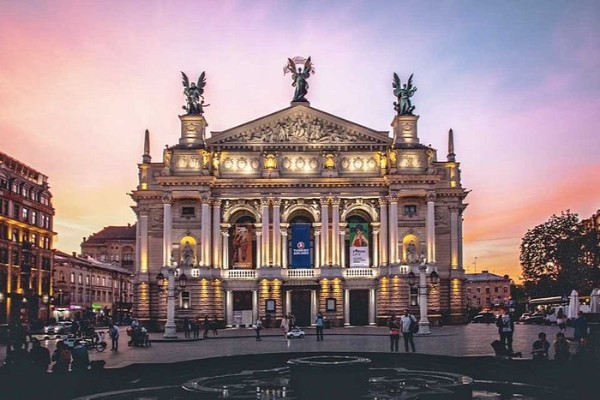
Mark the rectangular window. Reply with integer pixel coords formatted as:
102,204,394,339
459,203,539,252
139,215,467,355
86,275,90,285
41,257,51,270
403,205,417,217
70,273,75,283
494,287,499,293
31,211,37,225
485,287,490,294
409,287,419,306
12,250,20,265
0,247,8,264
476,287,481,293
181,207,195,217
180,291,190,309
12,228,19,242
78,274,82,284
13,204,20,220
504,287,508,293
102,277,106,287
22,208,29,221
0,178,7,189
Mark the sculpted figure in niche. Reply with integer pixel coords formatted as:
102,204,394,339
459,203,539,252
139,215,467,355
181,241,195,267
406,241,417,264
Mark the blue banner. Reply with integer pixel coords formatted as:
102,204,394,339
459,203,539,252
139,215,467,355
291,224,311,268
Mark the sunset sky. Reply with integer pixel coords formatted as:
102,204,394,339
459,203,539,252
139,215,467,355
1,1,598,280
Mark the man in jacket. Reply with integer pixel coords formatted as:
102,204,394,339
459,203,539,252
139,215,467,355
496,308,515,353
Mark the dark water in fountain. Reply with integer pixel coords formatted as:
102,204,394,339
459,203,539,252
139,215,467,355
82,356,564,400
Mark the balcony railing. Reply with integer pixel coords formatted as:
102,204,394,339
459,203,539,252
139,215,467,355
222,269,257,279
343,268,377,278
283,269,320,278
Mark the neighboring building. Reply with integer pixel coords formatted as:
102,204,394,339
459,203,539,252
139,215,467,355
0,151,54,325
53,251,133,322
81,224,136,271
131,80,468,329
464,270,511,310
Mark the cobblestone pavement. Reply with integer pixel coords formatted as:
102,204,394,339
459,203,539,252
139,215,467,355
0,322,580,369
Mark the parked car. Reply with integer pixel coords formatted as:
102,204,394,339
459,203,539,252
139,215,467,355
518,312,532,323
472,312,497,324
44,321,73,335
287,327,305,339
523,314,546,325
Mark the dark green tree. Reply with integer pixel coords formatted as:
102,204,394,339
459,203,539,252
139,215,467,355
519,210,599,296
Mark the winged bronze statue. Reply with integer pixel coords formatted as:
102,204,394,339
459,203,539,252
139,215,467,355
181,71,209,115
393,73,417,115
284,57,314,102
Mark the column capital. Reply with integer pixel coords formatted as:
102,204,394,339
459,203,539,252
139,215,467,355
254,223,263,229
320,196,330,205
220,223,231,230
201,196,212,205
330,197,341,206
379,197,389,206
161,195,173,205
139,208,151,217
260,197,270,207
426,192,437,202
280,222,290,229
387,194,399,203
339,222,348,228
271,197,282,207
370,222,381,228
449,206,461,213
211,198,222,207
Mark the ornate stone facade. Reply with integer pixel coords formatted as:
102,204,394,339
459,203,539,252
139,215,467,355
131,100,468,329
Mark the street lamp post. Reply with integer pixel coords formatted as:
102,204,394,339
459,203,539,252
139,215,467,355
407,258,439,335
155,258,187,338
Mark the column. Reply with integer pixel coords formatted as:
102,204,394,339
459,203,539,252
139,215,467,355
320,197,329,267
281,223,289,268
313,226,321,268
339,223,347,268
458,209,464,270
139,208,150,273
162,196,172,266
426,192,436,263
369,288,376,325
212,199,222,268
272,198,281,267
221,224,230,269
201,197,211,267
331,197,340,267
344,289,350,326
285,290,292,315
226,290,233,327
255,224,262,269
388,195,399,264
163,269,177,338
418,262,431,334
135,216,141,272
252,290,258,323
379,198,388,266
261,198,270,267
450,206,459,269
311,290,317,326
371,223,380,268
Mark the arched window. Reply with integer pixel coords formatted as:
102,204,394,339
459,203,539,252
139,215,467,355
230,215,256,269
345,215,372,268
289,215,314,268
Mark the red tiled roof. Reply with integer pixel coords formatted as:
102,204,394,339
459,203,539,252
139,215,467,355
84,225,136,244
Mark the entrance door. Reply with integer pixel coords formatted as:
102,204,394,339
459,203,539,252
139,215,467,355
291,291,311,327
349,290,369,326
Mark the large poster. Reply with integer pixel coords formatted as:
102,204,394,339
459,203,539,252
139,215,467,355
349,222,369,267
232,224,253,268
291,224,311,268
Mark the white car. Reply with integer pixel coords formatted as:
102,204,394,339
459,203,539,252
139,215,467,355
287,327,305,339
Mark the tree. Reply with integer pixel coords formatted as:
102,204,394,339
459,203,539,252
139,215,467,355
520,211,599,297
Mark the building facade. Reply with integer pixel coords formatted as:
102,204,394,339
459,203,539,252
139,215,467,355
0,151,54,325
131,95,468,329
81,224,136,271
464,270,511,310
53,251,133,322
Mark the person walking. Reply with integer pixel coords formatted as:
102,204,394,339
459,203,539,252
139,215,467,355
281,315,290,340
212,315,219,336
255,317,263,341
496,308,515,353
400,309,416,352
315,311,325,341
109,323,119,351
203,315,210,339
388,314,401,352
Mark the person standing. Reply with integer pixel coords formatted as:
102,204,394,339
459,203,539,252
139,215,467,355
192,318,200,340
281,315,290,340
109,324,119,351
573,311,588,349
315,312,324,341
388,314,401,352
531,332,549,361
496,308,515,353
556,309,567,333
400,309,416,352
212,315,219,336
203,315,210,339
255,317,263,341
183,317,191,339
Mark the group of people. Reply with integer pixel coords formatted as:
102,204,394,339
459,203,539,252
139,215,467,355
388,309,418,352
182,316,219,340
491,308,593,362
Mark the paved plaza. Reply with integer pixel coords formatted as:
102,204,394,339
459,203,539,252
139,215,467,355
0,322,579,369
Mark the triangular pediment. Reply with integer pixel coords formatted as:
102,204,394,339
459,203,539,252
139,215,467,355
206,104,392,148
